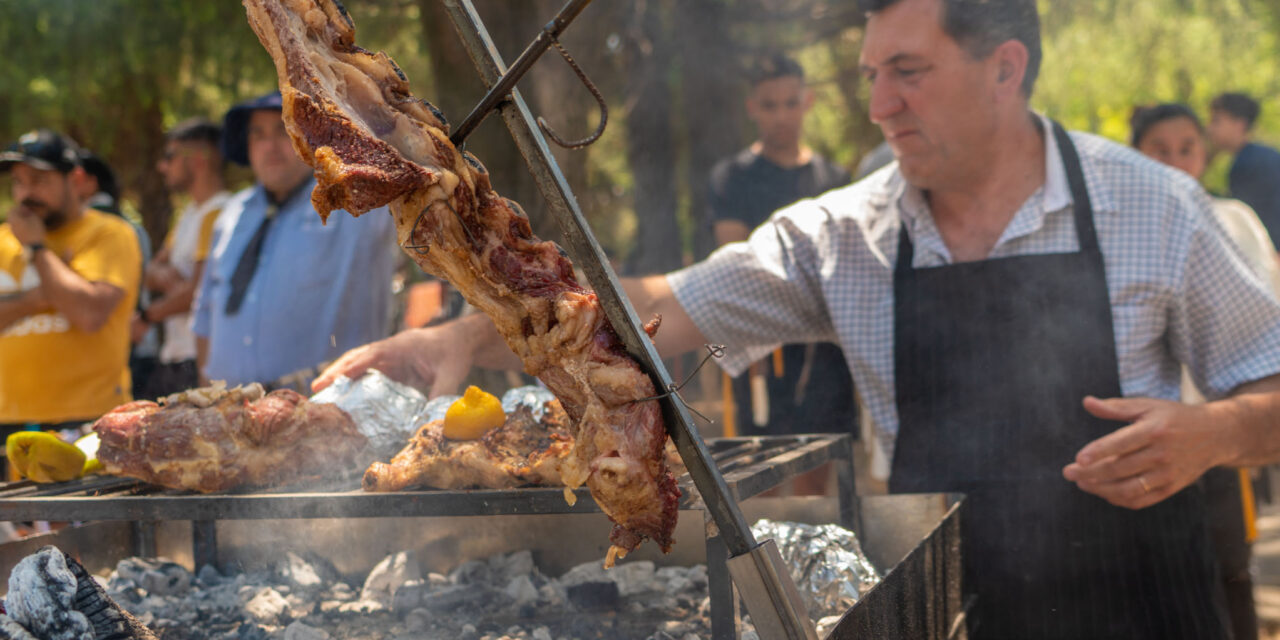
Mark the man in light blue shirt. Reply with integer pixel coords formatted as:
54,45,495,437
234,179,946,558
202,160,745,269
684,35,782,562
192,92,396,386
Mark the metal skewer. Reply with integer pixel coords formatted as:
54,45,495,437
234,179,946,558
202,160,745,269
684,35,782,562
438,1,818,638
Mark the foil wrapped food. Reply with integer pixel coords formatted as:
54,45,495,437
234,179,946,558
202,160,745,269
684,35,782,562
313,371,559,459
310,369,427,459
750,519,881,621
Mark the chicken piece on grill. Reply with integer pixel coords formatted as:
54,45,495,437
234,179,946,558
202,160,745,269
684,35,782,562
364,400,572,491
93,384,367,493
241,0,680,562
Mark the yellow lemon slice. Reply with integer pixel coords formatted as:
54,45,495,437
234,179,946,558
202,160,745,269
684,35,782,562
443,386,506,440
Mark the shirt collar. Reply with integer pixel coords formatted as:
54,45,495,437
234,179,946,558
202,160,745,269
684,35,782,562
864,112,1117,261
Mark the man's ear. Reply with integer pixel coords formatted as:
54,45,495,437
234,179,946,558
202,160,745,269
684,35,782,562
992,39,1029,97
802,87,816,112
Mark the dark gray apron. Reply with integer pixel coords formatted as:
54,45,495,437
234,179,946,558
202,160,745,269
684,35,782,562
889,122,1232,639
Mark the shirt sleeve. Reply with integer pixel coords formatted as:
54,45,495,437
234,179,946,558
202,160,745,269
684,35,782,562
191,222,221,339
193,207,223,263
667,202,837,376
1170,191,1280,398
67,218,141,295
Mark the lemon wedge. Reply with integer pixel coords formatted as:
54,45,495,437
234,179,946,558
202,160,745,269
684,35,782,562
443,386,506,440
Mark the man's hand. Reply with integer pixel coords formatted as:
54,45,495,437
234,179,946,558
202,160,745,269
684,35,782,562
8,207,46,246
1062,396,1226,509
311,325,474,398
144,261,182,294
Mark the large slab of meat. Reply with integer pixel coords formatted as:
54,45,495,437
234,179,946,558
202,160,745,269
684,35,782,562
93,384,367,492
363,400,572,492
242,0,679,562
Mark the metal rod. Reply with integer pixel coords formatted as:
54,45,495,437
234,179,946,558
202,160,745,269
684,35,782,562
448,0,594,145
438,2,815,636
441,0,756,558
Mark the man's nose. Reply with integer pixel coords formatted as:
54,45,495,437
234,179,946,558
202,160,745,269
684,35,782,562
867,76,904,124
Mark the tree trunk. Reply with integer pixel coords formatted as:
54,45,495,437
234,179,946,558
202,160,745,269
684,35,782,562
675,0,746,261
622,0,680,276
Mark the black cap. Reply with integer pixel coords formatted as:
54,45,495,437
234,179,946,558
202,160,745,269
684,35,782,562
221,91,284,167
0,129,83,173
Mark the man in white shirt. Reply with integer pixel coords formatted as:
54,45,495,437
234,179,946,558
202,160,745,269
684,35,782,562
138,119,230,396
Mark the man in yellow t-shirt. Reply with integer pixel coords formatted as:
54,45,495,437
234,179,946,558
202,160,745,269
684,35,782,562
0,129,141,455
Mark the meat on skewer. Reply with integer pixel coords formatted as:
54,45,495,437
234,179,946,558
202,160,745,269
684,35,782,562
241,0,680,563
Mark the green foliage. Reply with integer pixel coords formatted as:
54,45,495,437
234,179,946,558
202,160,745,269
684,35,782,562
4,1,1280,253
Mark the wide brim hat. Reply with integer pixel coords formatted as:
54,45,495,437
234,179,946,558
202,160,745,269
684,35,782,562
221,91,284,167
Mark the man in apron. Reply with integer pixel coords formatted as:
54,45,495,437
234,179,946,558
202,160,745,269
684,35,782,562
314,0,1280,636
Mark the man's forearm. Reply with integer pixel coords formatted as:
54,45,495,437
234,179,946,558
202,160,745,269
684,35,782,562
32,249,123,333
454,274,706,371
0,289,48,333
1212,374,1280,466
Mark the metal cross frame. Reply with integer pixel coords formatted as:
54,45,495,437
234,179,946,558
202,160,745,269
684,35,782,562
437,1,818,638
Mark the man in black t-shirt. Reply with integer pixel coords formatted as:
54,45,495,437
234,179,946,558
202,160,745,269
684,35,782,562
707,53,856,451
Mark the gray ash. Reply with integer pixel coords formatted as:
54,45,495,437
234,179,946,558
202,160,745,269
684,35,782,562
97,550,723,640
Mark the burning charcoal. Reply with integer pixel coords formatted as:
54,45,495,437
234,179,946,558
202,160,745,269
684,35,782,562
139,564,193,597
278,552,340,592
420,584,500,613
360,551,422,608
283,620,331,640
404,608,431,632
457,623,479,640
0,615,38,640
565,581,619,609
6,547,158,640
449,559,490,585
244,587,289,625
646,633,676,640
504,575,539,607
390,579,427,612
531,627,553,640
197,564,224,587
426,572,449,587
489,550,535,584
537,583,566,607
336,599,384,614
610,561,656,596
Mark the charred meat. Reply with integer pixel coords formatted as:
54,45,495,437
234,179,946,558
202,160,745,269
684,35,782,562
94,384,367,493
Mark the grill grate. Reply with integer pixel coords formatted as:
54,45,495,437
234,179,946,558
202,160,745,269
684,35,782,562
0,435,852,523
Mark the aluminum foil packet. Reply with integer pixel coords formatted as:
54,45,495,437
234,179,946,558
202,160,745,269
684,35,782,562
750,518,881,621
419,385,557,424
310,369,427,459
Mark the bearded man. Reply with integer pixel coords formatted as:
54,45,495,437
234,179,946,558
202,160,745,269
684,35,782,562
0,129,141,471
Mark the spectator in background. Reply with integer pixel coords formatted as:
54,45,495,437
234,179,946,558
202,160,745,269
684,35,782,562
1132,102,1280,640
76,148,161,399
706,53,856,478
77,151,121,215
192,92,396,388
0,129,141,473
1208,92,1280,252
137,119,231,397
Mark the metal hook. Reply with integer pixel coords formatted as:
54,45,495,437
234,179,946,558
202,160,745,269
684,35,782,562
536,36,609,150
401,198,477,254
631,344,726,423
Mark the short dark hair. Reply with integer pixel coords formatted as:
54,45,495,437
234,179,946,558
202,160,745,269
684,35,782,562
748,52,805,88
861,0,1042,96
1129,103,1203,147
166,118,222,148
1210,93,1261,130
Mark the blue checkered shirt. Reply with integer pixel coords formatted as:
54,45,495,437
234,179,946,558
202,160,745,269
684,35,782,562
668,115,1280,462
